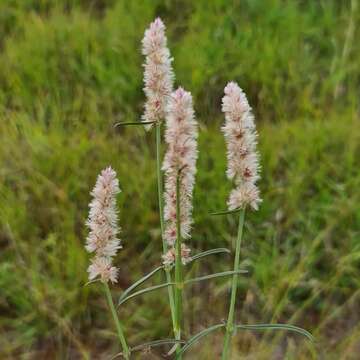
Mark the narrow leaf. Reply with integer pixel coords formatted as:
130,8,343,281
83,279,100,287
236,323,314,342
176,324,225,358
118,282,175,306
185,270,247,285
118,266,163,305
109,352,124,360
131,339,185,352
114,121,155,127
190,248,231,262
211,208,242,216
167,342,179,356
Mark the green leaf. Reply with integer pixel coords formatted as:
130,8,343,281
131,339,185,352
175,324,225,358
190,248,231,262
83,279,100,287
118,282,175,306
118,265,163,305
211,208,242,216
236,323,314,342
111,342,186,360
185,270,248,285
175,323,314,358
114,121,155,127
163,248,231,272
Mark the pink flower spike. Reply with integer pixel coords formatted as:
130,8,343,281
142,17,174,130
85,167,122,283
162,87,198,247
222,82,261,211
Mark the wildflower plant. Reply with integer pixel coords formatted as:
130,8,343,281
85,167,130,359
221,82,261,359
162,87,198,355
85,17,314,359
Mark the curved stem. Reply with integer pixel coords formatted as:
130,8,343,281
174,172,183,358
156,123,176,331
104,283,130,359
221,209,246,360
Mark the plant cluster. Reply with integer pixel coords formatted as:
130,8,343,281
85,18,313,359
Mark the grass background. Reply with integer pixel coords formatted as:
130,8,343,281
0,0,359,359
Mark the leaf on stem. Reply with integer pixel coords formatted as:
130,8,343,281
211,208,242,216
190,248,231,262
131,339,186,353
83,279,101,287
118,282,175,306
114,121,155,127
185,270,248,285
118,265,163,305
175,324,226,358
236,323,314,342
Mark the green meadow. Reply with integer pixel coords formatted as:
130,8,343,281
0,1,359,358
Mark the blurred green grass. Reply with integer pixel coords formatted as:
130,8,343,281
0,0,359,359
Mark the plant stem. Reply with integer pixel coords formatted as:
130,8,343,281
174,171,183,358
221,209,246,360
156,123,176,330
104,283,130,359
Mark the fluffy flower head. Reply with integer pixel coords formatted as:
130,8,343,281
142,17,174,129
88,257,119,283
222,82,261,210
162,87,198,248
85,167,121,283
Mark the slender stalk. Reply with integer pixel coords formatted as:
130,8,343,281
156,123,176,330
174,171,183,358
104,283,130,360
221,209,246,360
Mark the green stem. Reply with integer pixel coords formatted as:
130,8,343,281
104,283,130,359
156,123,176,331
174,171,183,358
221,209,246,360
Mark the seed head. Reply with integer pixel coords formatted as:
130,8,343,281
85,167,121,283
142,17,174,130
222,82,261,210
162,87,198,253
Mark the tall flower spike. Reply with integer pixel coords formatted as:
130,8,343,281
162,87,198,262
85,167,122,283
222,82,261,211
142,17,174,130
